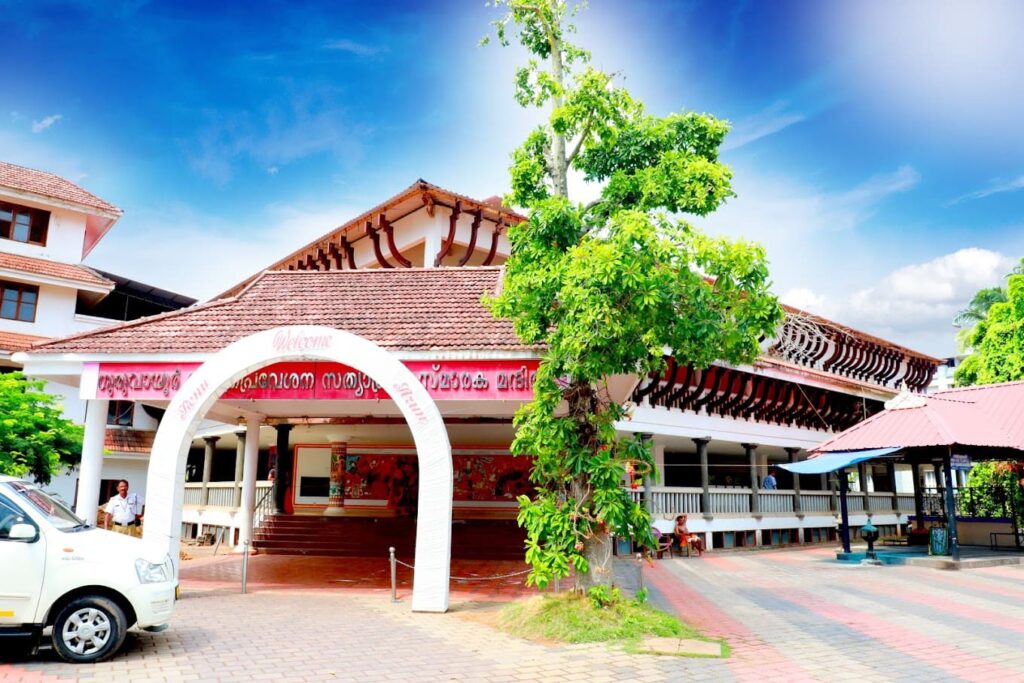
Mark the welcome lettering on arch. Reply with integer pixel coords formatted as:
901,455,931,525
90,359,540,401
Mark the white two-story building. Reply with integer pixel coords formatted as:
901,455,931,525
0,161,194,507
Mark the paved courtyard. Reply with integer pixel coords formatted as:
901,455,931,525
2,546,1023,682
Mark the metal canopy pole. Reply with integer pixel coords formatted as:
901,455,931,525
943,449,961,562
838,468,851,554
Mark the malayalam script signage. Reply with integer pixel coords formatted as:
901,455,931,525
91,359,539,402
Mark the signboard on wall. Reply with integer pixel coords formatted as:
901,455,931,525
87,359,539,402
950,454,972,471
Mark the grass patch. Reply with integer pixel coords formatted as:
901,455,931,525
496,592,701,645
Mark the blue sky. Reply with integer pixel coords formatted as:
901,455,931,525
2,0,1023,357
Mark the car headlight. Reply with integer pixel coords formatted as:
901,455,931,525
136,556,173,584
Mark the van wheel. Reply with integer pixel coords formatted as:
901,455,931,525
50,597,127,663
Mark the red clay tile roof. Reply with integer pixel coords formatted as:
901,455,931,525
32,267,534,355
0,251,114,289
105,428,155,454
0,330,50,354
0,161,121,216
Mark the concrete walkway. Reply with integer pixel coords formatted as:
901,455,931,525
3,546,1023,682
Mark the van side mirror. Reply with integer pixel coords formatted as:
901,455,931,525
9,522,38,542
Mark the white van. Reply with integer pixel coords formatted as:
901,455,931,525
0,475,177,663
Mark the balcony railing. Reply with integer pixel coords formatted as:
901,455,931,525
183,481,273,510
629,486,917,519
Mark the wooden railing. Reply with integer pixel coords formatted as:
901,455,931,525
896,494,915,512
630,486,920,518
846,493,866,512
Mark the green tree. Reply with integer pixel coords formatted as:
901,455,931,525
484,1,783,590
955,274,1024,387
0,372,83,484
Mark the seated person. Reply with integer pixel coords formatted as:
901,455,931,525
674,514,705,556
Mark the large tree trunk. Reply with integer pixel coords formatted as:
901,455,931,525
576,528,614,591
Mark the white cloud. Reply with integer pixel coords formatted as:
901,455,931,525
782,248,1015,354
31,114,63,133
946,175,1024,206
322,38,384,57
267,166,279,176
722,101,806,151
85,199,361,300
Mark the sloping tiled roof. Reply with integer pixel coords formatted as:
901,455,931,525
0,161,122,216
0,330,50,354
32,267,533,355
816,381,1024,452
0,251,114,288
105,428,155,454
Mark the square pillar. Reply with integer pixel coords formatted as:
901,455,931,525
743,443,760,516
201,436,219,507
911,462,925,530
75,399,109,525
858,462,872,513
943,451,961,561
273,424,294,514
785,447,802,516
233,430,246,508
886,461,899,513
694,437,711,518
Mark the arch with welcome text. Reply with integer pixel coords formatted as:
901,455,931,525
142,325,453,612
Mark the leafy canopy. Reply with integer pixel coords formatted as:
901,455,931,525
0,372,83,484
485,0,783,589
955,271,1024,387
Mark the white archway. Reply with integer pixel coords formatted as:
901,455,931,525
142,326,453,612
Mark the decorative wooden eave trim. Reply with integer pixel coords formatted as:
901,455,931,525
339,236,355,270
316,247,331,271
328,243,342,270
481,216,505,267
365,219,393,269
378,214,412,268
457,210,484,267
435,201,461,267
421,191,435,217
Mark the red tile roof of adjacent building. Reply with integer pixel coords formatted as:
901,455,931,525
0,330,50,355
816,381,1024,452
0,161,122,216
105,428,155,454
32,267,535,355
0,251,114,288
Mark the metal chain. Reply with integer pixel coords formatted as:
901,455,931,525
393,558,531,582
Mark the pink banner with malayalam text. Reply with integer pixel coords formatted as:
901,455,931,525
90,359,539,402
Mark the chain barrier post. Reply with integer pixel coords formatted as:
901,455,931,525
635,552,644,592
554,577,560,593
241,539,250,594
389,546,398,603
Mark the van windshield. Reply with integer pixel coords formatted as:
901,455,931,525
10,482,85,531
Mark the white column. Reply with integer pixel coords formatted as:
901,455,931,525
652,440,666,486
76,399,109,525
233,430,246,507
236,417,261,551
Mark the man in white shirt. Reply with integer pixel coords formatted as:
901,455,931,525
104,479,145,537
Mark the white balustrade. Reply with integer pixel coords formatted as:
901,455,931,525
799,492,833,513
896,494,916,512
870,493,896,511
183,484,203,506
846,493,865,512
759,490,795,513
710,488,751,515
207,483,237,508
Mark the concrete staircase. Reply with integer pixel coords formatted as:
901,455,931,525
252,515,525,560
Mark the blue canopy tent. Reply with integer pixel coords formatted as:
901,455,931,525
779,448,902,553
